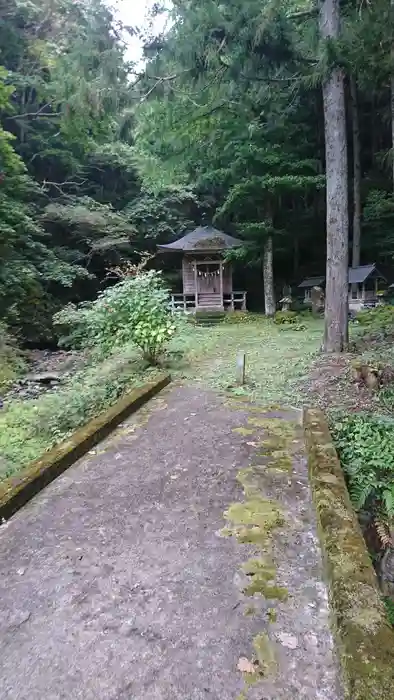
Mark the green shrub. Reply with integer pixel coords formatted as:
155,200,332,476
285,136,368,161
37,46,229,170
274,310,298,325
54,270,176,364
330,413,394,522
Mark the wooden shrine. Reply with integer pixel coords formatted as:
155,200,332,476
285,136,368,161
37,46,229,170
158,226,247,313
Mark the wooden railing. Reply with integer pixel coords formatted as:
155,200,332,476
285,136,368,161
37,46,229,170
170,292,247,314
223,291,247,311
170,294,196,314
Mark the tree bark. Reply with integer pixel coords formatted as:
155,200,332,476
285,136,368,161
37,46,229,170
320,0,349,352
391,0,394,191
263,236,275,316
350,75,361,268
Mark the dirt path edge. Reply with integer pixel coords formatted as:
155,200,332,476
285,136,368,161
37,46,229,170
0,373,171,522
304,408,394,700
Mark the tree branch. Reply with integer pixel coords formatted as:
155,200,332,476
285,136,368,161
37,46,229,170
6,103,62,120
287,7,319,20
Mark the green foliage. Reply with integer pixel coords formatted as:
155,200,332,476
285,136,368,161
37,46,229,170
274,310,298,325
0,348,157,478
41,197,136,257
1,0,394,349
356,306,394,335
383,596,394,628
124,186,199,247
222,311,264,324
331,414,394,523
54,271,177,364
0,322,25,391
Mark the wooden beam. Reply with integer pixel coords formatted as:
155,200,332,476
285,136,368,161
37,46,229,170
193,262,198,310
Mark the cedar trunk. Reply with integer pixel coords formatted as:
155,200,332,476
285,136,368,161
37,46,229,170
350,76,361,268
320,0,349,352
263,236,275,316
392,0,394,192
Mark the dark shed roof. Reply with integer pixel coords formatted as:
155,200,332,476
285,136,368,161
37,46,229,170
299,264,387,289
348,264,386,284
157,226,243,252
298,276,325,288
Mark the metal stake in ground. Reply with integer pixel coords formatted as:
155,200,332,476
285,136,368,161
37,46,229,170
236,353,246,385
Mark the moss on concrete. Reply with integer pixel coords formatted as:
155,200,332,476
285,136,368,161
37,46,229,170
226,407,307,697
253,632,277,675
304,408,394,700
0,373,171,521
242,558,288,600
232,427,255,436
224,498,284,548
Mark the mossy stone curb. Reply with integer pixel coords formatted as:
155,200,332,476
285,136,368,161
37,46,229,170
0,373,171,522
304,408,394,700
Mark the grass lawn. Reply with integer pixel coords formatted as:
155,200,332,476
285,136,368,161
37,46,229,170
168,315,324,404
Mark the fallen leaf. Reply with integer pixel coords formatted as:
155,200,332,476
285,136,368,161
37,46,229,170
237,657,255,674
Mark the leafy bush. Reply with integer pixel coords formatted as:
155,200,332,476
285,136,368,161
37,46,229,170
54,270,176,364
274,310,298,325
331,413,394,523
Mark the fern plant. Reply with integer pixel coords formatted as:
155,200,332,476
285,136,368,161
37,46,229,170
331,414,394,542
383,597,394,627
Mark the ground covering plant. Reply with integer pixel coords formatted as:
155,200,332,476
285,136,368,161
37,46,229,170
330,413,394,529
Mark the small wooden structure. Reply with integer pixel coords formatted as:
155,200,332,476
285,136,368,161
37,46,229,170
348,264,387,311
298,276,325,305
298,264,387,312
158,226,247,313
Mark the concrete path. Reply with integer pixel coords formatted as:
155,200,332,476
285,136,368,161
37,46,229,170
0,385,343,700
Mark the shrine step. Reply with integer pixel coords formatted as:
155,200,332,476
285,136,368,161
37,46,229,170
195,311,225,326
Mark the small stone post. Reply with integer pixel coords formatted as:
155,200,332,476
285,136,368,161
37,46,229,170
236,353,246,385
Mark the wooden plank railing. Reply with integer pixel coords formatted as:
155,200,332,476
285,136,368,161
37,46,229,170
170,292,247,314
223,292,247,311
170,294,196,314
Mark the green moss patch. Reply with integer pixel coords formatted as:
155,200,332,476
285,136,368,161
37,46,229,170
242,558,288,600
304,408,394,700
253,632,277,674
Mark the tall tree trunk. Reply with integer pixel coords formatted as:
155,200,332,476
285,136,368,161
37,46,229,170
263,236,275,316
293,234,299,277
391,0,394,191
350,76,361,268
320,0,349,352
